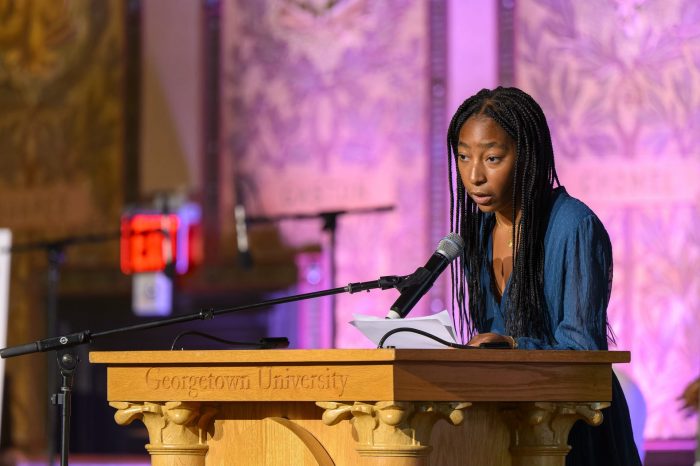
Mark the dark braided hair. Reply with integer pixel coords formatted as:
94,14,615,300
447,87,560,342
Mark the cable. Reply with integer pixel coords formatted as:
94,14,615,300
170,331,288,350
377,327,474,349
376,328,513,349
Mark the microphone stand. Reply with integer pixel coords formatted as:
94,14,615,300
246,205,394,346
2,229,171,466
4,232,121,466
0,274,406,466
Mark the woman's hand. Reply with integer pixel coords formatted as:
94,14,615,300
679,377,700,415
467,332,516,348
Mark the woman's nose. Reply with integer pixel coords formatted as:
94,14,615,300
469,162,486,185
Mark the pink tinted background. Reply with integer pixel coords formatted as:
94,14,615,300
516,0,700,438
220,0,700,440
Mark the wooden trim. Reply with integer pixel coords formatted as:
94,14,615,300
90,348,631,365
393,362,612,401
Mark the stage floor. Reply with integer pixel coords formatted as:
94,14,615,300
3,440,696,466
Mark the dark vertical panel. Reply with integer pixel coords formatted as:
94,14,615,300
202,0,222,263
497,0,515,86
123,0,141,204
429,0,449,310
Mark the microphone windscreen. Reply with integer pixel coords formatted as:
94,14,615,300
436,232,464,261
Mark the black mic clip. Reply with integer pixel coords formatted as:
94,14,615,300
345,275,408,294
395,267,432,293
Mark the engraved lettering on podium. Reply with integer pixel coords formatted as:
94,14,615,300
258,367,349,395
141,366,350,398
145,368,252,397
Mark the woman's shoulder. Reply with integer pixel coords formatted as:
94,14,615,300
547,187,609,240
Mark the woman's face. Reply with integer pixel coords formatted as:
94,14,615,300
457,116,517,216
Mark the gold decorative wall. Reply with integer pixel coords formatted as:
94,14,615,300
0,0,124,235
0,0,126,452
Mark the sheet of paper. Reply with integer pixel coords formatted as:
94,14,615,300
350,310,459,349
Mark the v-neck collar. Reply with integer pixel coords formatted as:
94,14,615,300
486,215,512,314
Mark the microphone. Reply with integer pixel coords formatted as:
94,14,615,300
234,204,253,268
386,232,465,319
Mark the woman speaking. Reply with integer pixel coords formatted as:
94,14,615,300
447,87,642,466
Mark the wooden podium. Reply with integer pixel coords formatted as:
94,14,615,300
89,349,629,466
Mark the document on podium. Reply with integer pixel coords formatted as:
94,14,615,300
350,310,459,349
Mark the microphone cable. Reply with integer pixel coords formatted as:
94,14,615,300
376,328,512,350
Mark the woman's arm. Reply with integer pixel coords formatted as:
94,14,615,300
515,214,613,350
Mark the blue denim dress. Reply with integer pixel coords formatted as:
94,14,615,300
478,187,642,466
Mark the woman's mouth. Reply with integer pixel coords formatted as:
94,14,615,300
470,192,493,205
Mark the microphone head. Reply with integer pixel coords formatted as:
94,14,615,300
436,232,465,262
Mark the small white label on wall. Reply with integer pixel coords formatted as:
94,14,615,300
132,272,172,316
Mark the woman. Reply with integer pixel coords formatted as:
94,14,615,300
447,87,641,466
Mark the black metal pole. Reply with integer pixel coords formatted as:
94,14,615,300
321,213,338,348
53,351,77,466
47,246,64,466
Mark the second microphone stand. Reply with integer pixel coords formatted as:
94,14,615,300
247,205,394,346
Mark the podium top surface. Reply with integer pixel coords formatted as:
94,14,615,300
89,348,630,365
89,349,629,402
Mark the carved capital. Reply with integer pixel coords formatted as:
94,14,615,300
317,400,470,457
502,401,610,466
110,401,218,464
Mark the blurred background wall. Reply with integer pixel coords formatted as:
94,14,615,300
513,0,700,439
0,0,697,462
0,0,128,453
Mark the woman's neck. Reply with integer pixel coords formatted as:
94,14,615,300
494,208,520,227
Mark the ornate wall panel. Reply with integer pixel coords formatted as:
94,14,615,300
221,0,432,347
0,0,125,239
515,0,700,438
0,0,126,451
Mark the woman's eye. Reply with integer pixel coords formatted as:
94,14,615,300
487,155,501,163
458,153,469,161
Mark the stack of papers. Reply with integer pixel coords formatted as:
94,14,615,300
350,310,459,349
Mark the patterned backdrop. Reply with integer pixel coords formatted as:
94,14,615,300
0,0,125,449
220,0,699,439
0,0,125,236
221,0,432,347
516,0,700,439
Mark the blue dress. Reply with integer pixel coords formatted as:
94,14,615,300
479,187,642,466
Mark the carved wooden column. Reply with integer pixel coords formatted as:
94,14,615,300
502,401,610,466
110,401,218,466
317,401,470,466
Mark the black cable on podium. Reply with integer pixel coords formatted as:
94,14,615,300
0,273,406,466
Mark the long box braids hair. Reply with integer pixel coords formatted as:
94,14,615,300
447,87,560,343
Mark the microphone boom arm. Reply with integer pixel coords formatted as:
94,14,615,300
0,275,408,358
